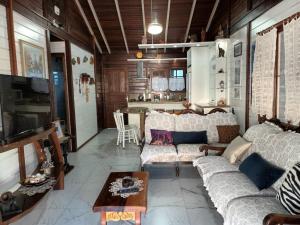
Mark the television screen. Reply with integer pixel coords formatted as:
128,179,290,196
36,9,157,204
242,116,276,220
0,74,51,144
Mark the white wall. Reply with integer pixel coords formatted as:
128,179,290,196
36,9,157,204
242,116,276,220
0,5,11,75
228,26,248,133
71,44,98,148
0,9,48,193
249,0,300,126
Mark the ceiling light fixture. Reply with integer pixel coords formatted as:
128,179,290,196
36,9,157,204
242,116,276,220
148,0,163,35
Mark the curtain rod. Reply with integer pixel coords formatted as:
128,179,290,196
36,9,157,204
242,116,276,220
257,12,300,36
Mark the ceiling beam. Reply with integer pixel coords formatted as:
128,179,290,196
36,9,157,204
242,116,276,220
114,0,129,54
87,0,111,54
206,0,220,32
164,0,171,53
73,0,102,53
182,0,197,52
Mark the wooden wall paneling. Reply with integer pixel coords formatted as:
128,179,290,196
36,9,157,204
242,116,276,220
245,23,251,130
0,0,7,6
95,49,104,130
65,41,78,151
15,0,43,16
6,0,17,75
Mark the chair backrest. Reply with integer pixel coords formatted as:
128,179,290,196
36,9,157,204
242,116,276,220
113,112,125,131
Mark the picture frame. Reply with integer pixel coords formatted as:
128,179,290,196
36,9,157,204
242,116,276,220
234,42,242,57
233,87,241,99
234,58,241,86
20,40,46,78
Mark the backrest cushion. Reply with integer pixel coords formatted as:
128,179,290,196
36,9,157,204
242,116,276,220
277,163,300,215
145,113,175,144
217,125,240,143
239,153,285,190
243,122,282,142
150,129,173,145
174,112,237,144
223,136,252,164
172,131,207,145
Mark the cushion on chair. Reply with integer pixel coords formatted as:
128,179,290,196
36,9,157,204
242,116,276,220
222,136,252,164
140,144,177,165
277,163,300,215
150,129,173,145
217,125,240,143
224,196,287,225
239,153,285,190
177,144,205,162
193,156,240,187
206,172,277,216
172,131,207,145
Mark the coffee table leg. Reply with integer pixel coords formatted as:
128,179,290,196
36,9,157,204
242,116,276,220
135,211,141,225
101,212,106,225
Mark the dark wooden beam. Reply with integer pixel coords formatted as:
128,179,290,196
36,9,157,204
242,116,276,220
0,0,7,6
247,0,252,11
65,40,78,151
17,146,26,181
245,23,251,130
230,0,282,34
6,0,18,75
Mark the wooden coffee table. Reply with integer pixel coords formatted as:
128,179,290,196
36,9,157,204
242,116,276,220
93,171,149,225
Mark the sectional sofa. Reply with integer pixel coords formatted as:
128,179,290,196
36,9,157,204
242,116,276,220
194,120,300,225
140,110,238,175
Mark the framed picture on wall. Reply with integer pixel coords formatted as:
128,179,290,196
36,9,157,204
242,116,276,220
20,40,46,78
234,58,241,86
234,42,242,57
233,87,241,99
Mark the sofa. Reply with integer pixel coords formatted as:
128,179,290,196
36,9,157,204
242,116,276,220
140,111,238,175
194,120,300,225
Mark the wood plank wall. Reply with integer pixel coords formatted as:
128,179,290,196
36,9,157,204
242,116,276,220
208,0,283,39
102,51,187,97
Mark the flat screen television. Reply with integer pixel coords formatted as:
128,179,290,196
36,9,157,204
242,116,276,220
0,74,51,144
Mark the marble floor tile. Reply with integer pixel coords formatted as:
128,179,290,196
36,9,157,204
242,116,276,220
10,129,222,225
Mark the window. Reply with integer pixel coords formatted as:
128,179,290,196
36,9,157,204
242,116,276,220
170,69,184,78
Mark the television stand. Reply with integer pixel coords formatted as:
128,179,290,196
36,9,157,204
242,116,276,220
0,127,64,225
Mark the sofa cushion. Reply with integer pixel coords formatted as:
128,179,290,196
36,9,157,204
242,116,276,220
239,153,285,190
172,131,207,145
207,172,277,216
145,113,175,144
277,163,300,215
150,129,173,145
217,125,240,143
223,136,252,164
174,112,237,144
177,144,205,162
193,156,239,187
224,196,287,225
140,144,177,165
243,122,282,142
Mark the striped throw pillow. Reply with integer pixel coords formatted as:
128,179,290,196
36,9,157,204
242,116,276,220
276,163,300,215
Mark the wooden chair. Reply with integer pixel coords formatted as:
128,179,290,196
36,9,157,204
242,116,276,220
113,111,139,148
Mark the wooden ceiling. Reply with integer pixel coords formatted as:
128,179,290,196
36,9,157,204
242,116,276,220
78,0,216,54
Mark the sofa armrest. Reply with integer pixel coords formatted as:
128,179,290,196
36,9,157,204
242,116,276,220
199,145,226,156
139,138,145,154
263,213,300,225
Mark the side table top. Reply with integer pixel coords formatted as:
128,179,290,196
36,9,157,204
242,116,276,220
93,171,149,213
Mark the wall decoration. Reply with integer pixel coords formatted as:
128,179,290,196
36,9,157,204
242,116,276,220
77,57,81,64
90,56,94,64
83,56,88,63
79,73,93,103
20,40,45,78
71,58,76,65
218,44,225,57
234,58,241,86
234,42,242,57
233,87,241,99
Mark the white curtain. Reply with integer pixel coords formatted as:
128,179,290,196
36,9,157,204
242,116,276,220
152,77,168,91
169,78,185,91
284,17,300,124
252,28,277,118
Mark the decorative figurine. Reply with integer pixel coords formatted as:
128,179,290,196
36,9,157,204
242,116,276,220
77,57,81,64
218,44,225,57
217,24,224,38
83,56,88,63
90,56,94,64
217,98,226,106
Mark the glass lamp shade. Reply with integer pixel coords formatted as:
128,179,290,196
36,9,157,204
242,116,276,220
148,22,163,35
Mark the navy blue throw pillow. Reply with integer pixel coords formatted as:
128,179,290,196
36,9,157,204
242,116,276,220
172,131,208,145
239,153,285,190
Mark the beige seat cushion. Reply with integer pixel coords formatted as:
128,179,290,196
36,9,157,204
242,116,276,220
222,136,252,164
177,144,205,162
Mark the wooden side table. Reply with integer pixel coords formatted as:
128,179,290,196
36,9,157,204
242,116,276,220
93,172,148,225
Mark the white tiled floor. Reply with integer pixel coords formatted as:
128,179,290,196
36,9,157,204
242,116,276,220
13,129,223,225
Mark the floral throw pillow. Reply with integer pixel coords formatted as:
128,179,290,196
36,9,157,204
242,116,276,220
150,129,173,145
